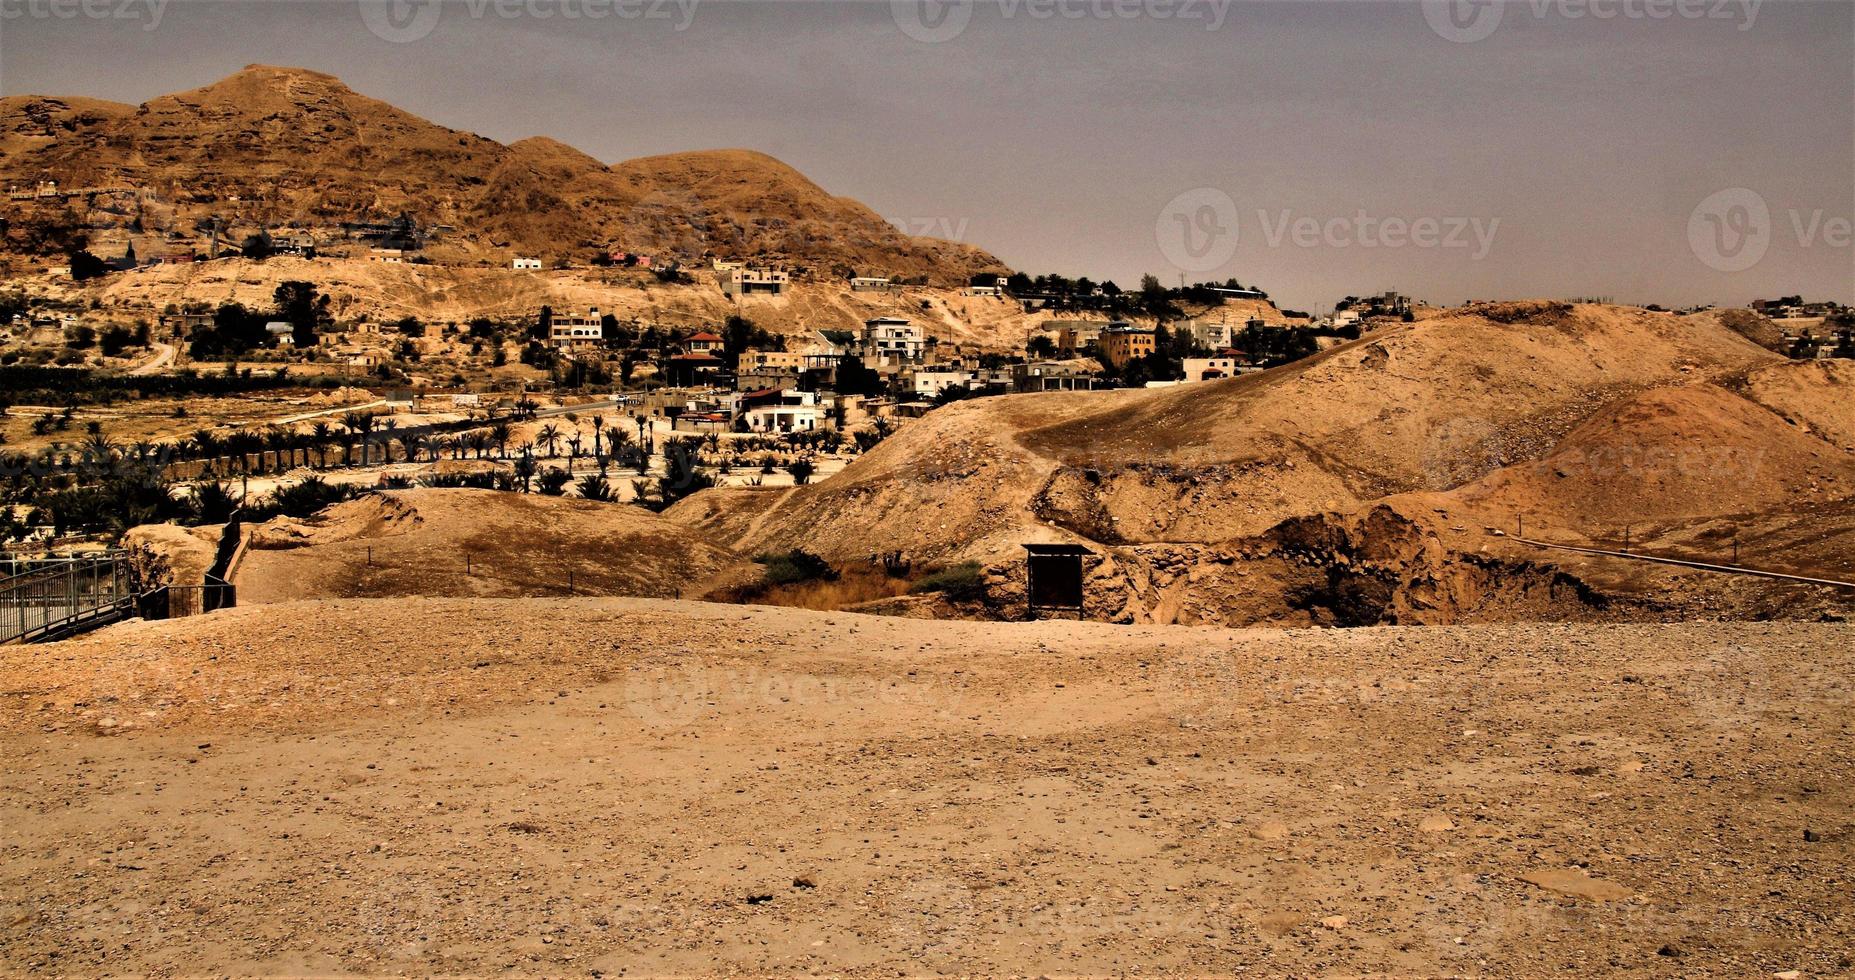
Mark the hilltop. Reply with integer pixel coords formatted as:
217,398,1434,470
0,65,1003,283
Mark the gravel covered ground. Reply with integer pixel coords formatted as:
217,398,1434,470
2,599,1851,976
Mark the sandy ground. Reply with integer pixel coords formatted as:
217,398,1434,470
2,599,1850,977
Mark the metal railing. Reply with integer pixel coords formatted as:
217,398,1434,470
0,553,135,644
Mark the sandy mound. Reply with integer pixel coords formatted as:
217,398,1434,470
1740,359,1855,450
122,522,222,586
1452,384,1855,528
239,489,746,602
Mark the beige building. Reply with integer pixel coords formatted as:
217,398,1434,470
548,307,605,347
741,349,806,372
719,267,788,297
1098,322,1156,369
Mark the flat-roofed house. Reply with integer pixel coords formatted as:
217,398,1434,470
862,317,925,363
548,307,605,348
719,267,788,297
1098,321,1156,369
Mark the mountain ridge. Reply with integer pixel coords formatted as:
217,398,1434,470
0,65,1005,283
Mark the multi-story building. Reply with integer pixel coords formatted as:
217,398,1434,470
719,267,788,297
862,317,926,363
1098,321,1156,369
548,307,605,347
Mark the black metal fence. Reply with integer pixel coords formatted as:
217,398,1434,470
0,553,135,644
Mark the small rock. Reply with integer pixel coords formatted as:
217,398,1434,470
1319,915,1348,930
1419,815,1456,833
1803,829,1821,843
1249,820,1290,841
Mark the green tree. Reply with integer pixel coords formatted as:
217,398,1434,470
273,281,331,346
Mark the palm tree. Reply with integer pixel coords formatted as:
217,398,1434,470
340,412,374,466
538,423,561,458
490,422,511,459
310,421,333,468
590,414,605,460
398,430,422,465
566,434,583,470
81,431,117,466
575,474,612,502
514,449,536,492
468,431,490,460
264,426,294,471
191,429,219,462
380,418,400,462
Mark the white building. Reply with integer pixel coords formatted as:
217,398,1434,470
742,389,822,433
512,258,542,270
368,248,405,264
265,321,295,346
910,367,976,399
863,317,925,363
1181,319,1232,351
849,276,893,292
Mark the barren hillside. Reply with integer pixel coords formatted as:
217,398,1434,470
0,65,1003,283
238,489,750,602
12,253,1257,350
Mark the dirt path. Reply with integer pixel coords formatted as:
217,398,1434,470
1,600,1849,976
127,340,175,376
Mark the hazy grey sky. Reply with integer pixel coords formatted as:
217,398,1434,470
2,0,1850,311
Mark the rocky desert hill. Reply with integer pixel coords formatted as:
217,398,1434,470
0,65,1002,283
667,302,1855,625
